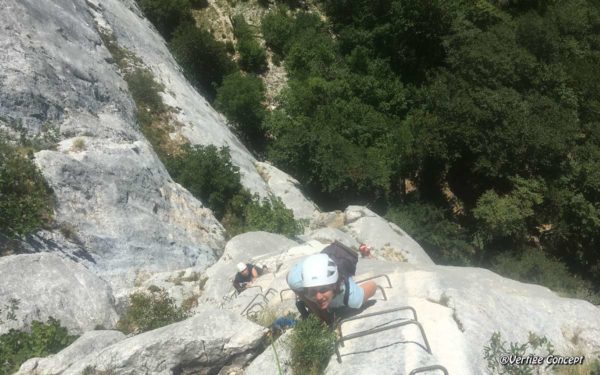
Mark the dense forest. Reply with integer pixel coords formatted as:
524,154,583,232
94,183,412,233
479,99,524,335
129,0,600,302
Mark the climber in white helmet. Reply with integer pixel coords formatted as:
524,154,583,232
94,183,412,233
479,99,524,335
233,262,267,293
288,253,377,324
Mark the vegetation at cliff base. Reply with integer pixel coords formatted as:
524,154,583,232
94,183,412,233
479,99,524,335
0,318,77,375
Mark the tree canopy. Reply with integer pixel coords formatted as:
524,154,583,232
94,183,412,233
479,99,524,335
259,0,600,293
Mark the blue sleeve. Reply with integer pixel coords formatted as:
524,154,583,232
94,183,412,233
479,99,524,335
345,278,365,309
287,261,304,291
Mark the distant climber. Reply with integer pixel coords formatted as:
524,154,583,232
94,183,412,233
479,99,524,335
359,243,374,258
287,251,377,325
233,262,266,293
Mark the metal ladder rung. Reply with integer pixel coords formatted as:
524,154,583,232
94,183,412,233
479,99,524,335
409,365,449,375
355,274,393,288
335,319,431,363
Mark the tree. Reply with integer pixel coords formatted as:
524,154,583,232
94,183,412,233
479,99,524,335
165,144,243,219
232,15,267,73
215,72,266,152
136,0,193,40
261,6,295,55
170,24,237,101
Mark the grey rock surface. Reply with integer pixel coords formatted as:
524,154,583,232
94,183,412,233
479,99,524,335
93,0,272,197
0,0,135,135
254,161,320,221
244,331,293,375
0,253,118,334
304,227,360,249
63,307,265,375
36,138,223,295
17,330,126,375
343,206,434,265
0,0,227,296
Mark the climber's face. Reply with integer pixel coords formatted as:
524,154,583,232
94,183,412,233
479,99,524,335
306,285,336,310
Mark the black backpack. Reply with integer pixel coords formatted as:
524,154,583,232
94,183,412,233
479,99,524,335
321,241,359,306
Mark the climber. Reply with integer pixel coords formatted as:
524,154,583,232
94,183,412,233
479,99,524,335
359,243,374,258
233,262,266,293
288,253,377,325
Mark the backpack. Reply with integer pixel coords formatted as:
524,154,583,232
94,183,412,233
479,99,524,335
321,241,359,306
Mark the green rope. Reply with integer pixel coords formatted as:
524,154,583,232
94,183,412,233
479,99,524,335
270,334,284,375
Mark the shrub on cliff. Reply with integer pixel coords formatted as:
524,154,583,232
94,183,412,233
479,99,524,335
117,286,187,334
0,139,53,239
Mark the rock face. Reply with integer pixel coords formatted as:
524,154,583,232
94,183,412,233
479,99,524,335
17,330,126,375
255,161,320,221
244,331,293,375
62,307,265,375
35,139,223,293
0,0,229,294
0,253,118,334
92,0,273,198
343,206,433,265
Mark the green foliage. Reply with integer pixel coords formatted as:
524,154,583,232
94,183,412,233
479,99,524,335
232,15,267,73
124,68,166,126
164,143,302,236
385,202,475,265
491,248,600,304
215,72,266,151
0,139,53,239
473,178,545,243
117,286,187,334
226,195,304,237
165,144,244,220
121,67,172,161
0,318,77,375
135,0,194,40
289,315,335,375
261,6,294,55
170,24,237,101
483,331,554,375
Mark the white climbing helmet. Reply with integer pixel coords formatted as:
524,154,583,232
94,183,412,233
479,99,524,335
301,253,338,288
237,262,247,272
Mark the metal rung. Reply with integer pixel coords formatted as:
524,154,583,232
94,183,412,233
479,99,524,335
264,288,278,299
245,302,265,317
280,288,294,302
409,365,449,375
225,284,264,302
240,293,269,316
375,285,387,301
335,319,431,363
339,306,418,327
356,274,393,288
337,306,418,346
245,285,264,293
